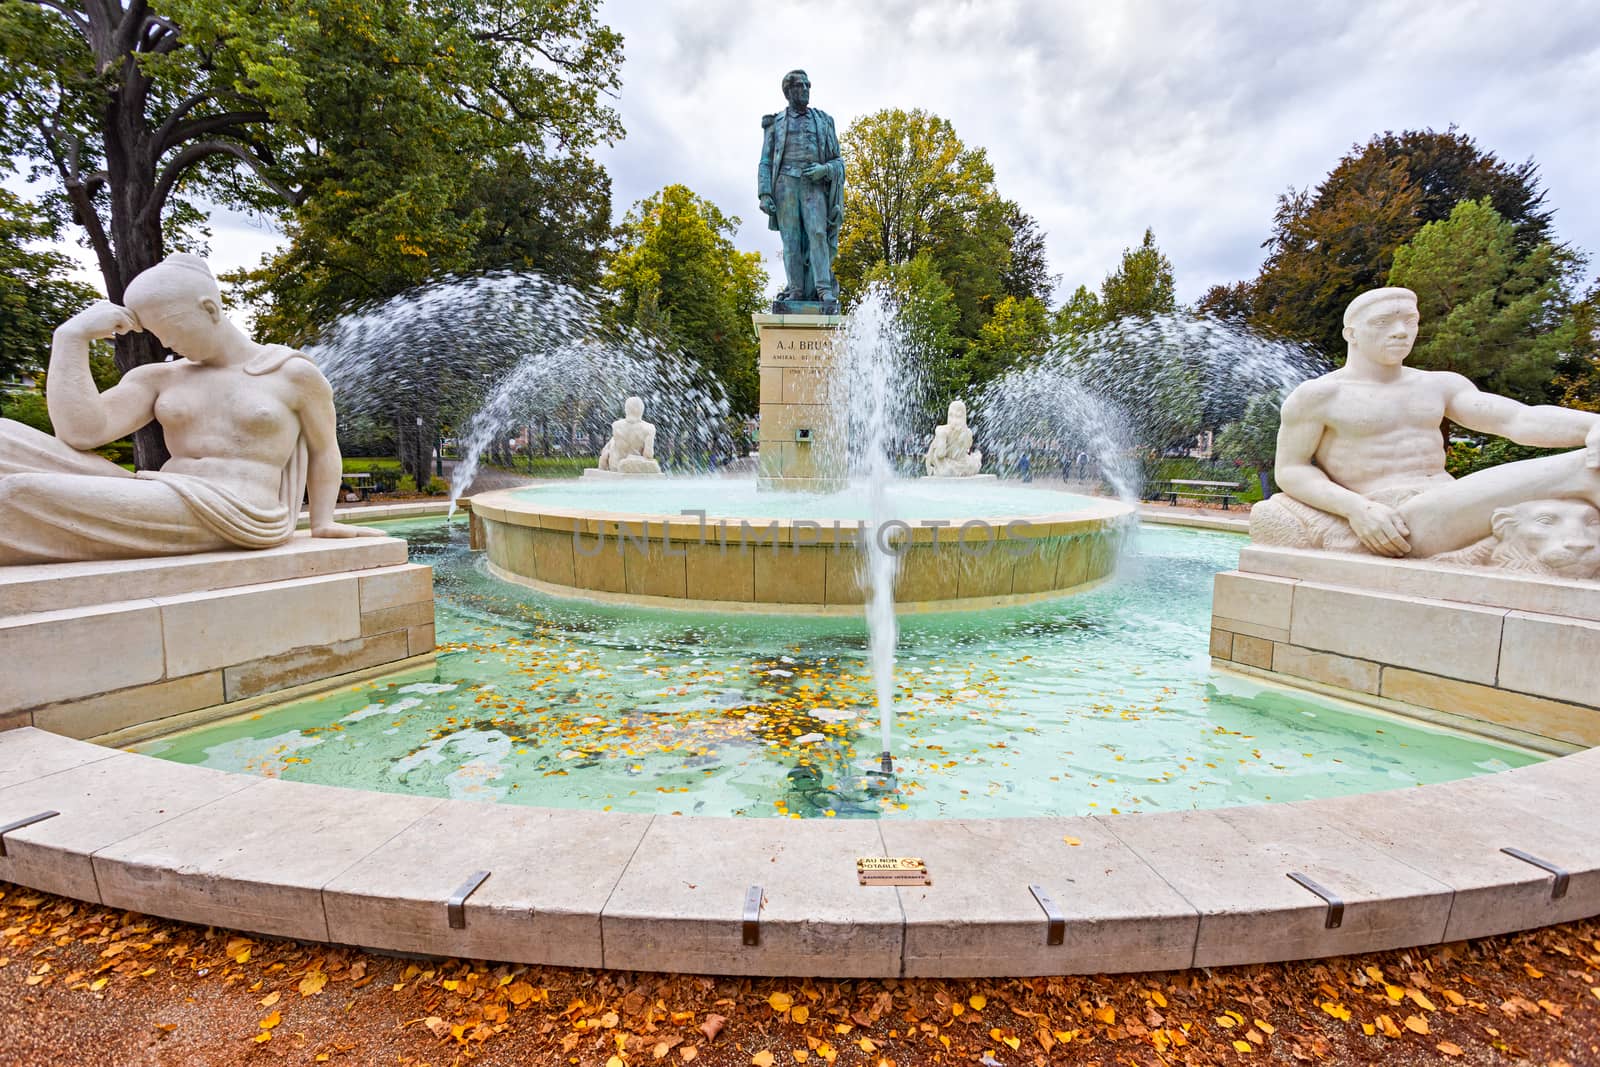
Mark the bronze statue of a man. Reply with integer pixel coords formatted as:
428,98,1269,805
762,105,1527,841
758,69,845,313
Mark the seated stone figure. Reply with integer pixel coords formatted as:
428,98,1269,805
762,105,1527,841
925,399,982,477
1252,286,1600,574
596,396,661,474
0,253,381,565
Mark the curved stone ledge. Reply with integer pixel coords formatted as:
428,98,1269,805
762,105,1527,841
469,488,1135,611
1,726,1595,978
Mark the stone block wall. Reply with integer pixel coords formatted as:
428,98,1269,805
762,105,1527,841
1211,547,1600,750
0,536,435,740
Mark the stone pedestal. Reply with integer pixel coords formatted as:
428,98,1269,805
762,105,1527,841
0,534,435,740
754,312,844,491
1211,544,1600,752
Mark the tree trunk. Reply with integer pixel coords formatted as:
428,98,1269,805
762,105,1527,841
102,15,171,471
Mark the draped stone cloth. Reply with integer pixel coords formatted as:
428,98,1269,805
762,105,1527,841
0,345,310,564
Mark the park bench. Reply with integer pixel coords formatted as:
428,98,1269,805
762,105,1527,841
342,471,373,502
1163,478,1243,509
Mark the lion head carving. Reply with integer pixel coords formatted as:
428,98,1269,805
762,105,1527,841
1484,499,1600,579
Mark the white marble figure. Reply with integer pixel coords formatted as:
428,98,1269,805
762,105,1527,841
1433,500,1600,578
596,396,661,474
1253,286,1600,575
0,253,382,565
925,399,982,477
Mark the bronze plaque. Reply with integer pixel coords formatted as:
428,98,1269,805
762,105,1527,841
857,856,930,886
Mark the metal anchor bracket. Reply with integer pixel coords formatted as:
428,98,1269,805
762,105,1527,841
742,885,764,947
446,870,492,929
1028,884,1066,946
0,811,60,858
1287,872,1345,929
1501,847,1570,900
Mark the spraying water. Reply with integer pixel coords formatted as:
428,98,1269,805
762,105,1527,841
307,272,732,512
978,313,1326,495
832,287,932,772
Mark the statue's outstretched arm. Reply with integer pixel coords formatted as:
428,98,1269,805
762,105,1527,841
47,301,161,450
1446,377,1600,462
291,361,384,539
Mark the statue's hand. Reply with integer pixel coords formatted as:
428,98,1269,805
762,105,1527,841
1349,500,1411,557
804,163,830,182
759,193,776,215
1586,422,1600,469
311,522,388,540
57,300,140,342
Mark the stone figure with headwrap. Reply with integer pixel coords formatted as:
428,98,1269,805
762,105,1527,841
0,253,382,564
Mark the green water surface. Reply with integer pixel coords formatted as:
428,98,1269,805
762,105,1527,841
132,515,1539,818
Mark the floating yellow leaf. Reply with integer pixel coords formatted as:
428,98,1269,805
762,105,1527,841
1437,1041,1464,1056
751,1053,775,1067
89,977,108,992
1150,990,1167,1008
608,1057,625,1067
253,1032,272,1044
768,992,793,1013
260,991,280,1008
793,1052,808,1063
1377,1015,1402,1039
1319,1002,1350,1021
1233,1039,1252,1053
1215,1015,1237,1028
259,1012,281,1031
1406,989,1436,1011
791,1005,810,1024
1403,1014,1429,1035
1255,1019,1275,1035
969,994,986,1010
949,1003,963,1017
857,1037,876,1053
1525,963,1544,978
1002,1035,1020,1050
1361,1023,1376,1036
1093,1005,1115,1025
679,1046,697,1062
299,971,328,997
1363,965,1384,983
1443,989,1466,1006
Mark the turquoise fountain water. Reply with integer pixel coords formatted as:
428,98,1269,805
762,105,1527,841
132,515,1538,817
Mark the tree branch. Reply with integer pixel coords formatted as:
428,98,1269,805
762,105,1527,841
39,121,119,285
19,0,90,39
142,138,303,226
155,110,270,158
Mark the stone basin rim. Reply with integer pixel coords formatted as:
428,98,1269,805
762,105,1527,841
1,725,1595,979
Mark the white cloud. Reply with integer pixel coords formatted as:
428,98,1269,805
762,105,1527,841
19,1,1600,307
596,0,1600,302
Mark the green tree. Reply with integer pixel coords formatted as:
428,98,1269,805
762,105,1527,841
602,185,767,415
861,251,963,395
966,295,1051,383
1388,198,1580,403
1215,391,1283,498
1,0,622,466
998,203,1053,301
1052,284,1102,339
1098,228,1176,321
1216,128,1554,359
0,188,96,381
835,108,1011,338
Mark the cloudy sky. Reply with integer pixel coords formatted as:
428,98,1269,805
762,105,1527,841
30,0,1600,305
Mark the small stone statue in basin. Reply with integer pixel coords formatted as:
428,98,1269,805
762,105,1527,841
597,396,661,474
925,399,983,477
758,69,844,313
0,253,382,565
1253,285,1600,575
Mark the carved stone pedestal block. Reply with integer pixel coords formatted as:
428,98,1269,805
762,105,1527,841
754,312,844,492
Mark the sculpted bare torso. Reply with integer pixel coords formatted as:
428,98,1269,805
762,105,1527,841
1265,287,1600,559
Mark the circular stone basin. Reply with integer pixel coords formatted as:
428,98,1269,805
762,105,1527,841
469,479,1135,613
